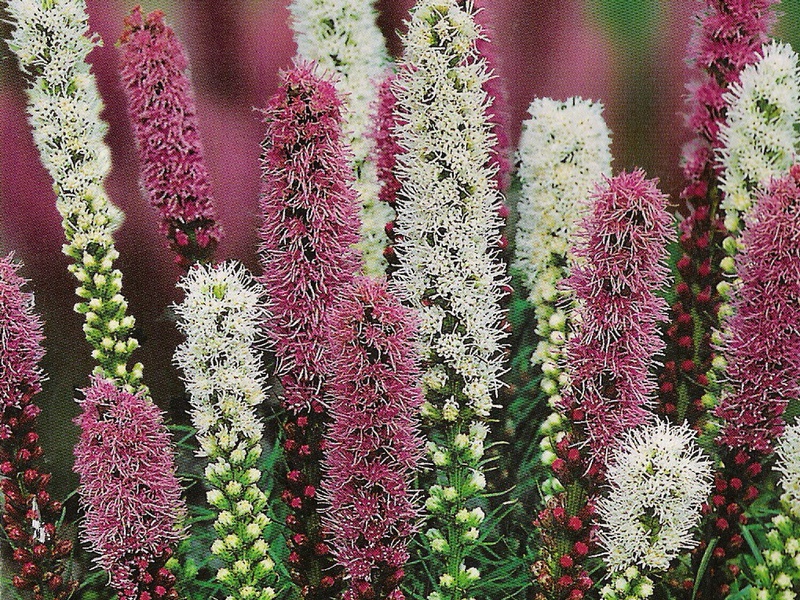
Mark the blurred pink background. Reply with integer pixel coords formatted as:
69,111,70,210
0,0,798,492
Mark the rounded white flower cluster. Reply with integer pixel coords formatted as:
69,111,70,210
719,41,800,237
7,0,145,389
174,262,276,600
597,422,713,572
515,97,612,359
174,262,268,456
776,423,800,519
600,566,654,600
289,0,393,276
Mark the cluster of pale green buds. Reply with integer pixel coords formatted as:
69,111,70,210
749,512,800,600
600,566,655,600
428,563,481,600
206,440,276,600
537,413,566,502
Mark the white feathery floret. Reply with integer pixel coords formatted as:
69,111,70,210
596,421,713,572
776,423,800,519
174,262,268,456
514,97,612,315
392,0,507,424
719,41,800,235
289,0,393,276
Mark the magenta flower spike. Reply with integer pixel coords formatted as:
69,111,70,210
0,255,77,600
119,6,222,268
321,277,424,600
73,376,186,600
373,72,403,213
715,164,800,454
258,62,362,598
564,170,674,469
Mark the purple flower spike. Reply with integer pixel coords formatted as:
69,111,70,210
716,164,800,454
120,6,223,268
564,170,674,470
258,62,362,598
321,277,424,600
73,376,185,600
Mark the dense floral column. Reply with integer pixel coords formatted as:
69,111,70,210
657,0,777,428
534,171,674,600
289,0,392,276
174,262,279,600
321,277,424,600
119,6,223,268
257,63,362,599
0,256,77,600
700,165,800,597
390,2,508,599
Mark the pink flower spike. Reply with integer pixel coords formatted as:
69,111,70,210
119,6,223,268
715,164,800,454
564,170,674,470
73,376,185,600
321,277,424,600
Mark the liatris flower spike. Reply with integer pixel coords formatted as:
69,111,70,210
119,6,223,268
258,62,362,598
596,422,712,577
777,423,800,520
174,262,278,600
289,0,392,276
321,276,424,600
7,0,142,390
391,2,508,599
658,0,777,427
564,170,673,469
718,41,800,239
0,255,77,600
73,377,186,600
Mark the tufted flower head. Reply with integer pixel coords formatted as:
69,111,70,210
119,6,223,267
776,423,800,520
719,40,800,234
564,170,674,467
73,377,186,600
596,421,713,572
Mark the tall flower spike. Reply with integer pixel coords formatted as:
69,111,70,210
7,0,143,390
777,423,800,520
73,376,186,600
715,165,800,455
258,63,362,599
596,422,712,574
119,6,223,268
174,262,278,600
289,0,392,276
0,255,77,600
564,170,673,468
321,277,424,600
658,0,777,427
391,2,508,599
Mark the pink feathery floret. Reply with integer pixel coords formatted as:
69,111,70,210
321,277,424,600
564,170,674,468
73,376,185,600
715,164,800,454
0,255,44,409
372,72,403,210
683,0,777,180
258,62,362,410
119,6,222,268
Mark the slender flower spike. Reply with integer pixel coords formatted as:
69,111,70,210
289,0,393,276
0,255,77,600
715,165,800,455
73,377,186,600
258,63,362,599
119,6,223,268
564,171,673,469
391,2,508,599
7,0,143,390
596,422,713,573
174,262,278,600
321,277,424,600
777,423,800,520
